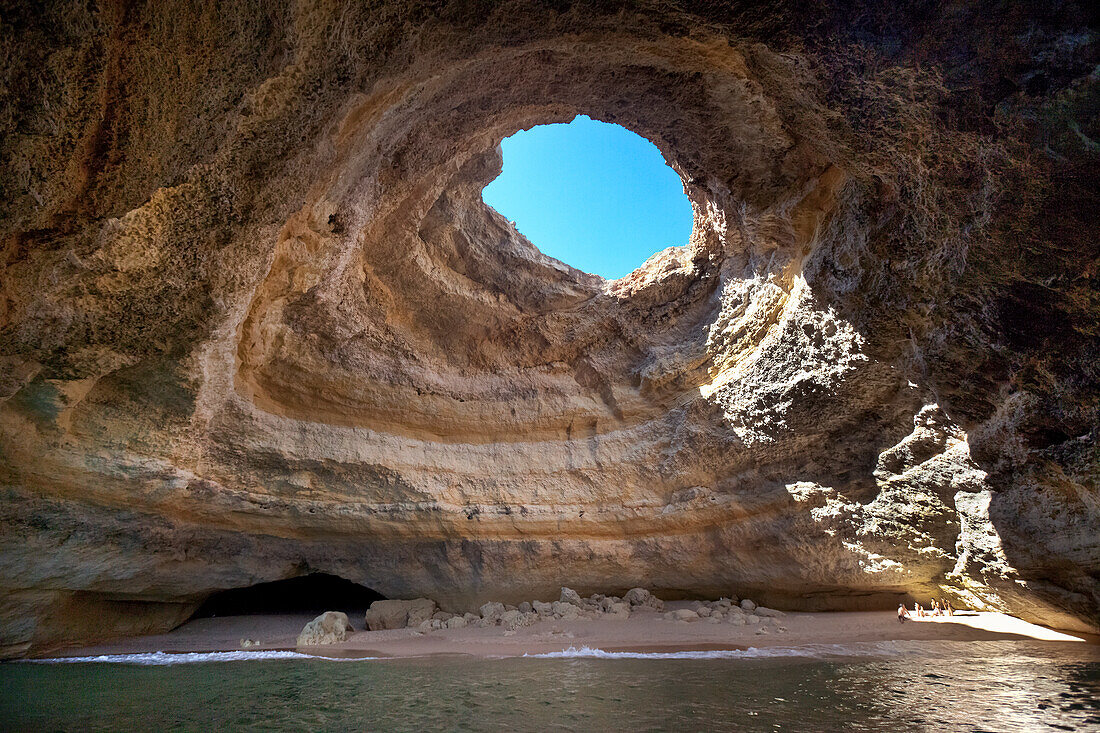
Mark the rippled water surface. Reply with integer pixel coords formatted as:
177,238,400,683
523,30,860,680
2,641,1098,731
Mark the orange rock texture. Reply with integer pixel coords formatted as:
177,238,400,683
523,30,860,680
1,1,1096,656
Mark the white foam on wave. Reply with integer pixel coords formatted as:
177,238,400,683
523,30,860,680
525,642,913,660
28,650,372,665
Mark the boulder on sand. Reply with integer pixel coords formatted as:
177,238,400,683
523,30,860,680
479,601,506,623
552,601,581,619
605,602,630,620
296,611,352,646
364,598,437,630
559,587,584,606
673,608,699,622
624,588,664,610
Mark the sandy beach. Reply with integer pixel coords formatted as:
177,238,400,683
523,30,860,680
42,603,1096,661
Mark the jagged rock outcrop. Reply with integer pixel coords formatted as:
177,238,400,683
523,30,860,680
1,0,1096,657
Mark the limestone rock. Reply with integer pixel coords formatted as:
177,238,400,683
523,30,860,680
296,611,351,646
364,599,436,631
623,588,664,611
479,602,506,622
552,601,581,620
740,599,757,612
559,588,583,607
673,609,699,622
0,0,1096,658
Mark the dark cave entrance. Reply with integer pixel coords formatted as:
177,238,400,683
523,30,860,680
191,573,385,618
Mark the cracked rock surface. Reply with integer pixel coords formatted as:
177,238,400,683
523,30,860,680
1,1,1097,657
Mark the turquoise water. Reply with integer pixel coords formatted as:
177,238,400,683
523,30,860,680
2,641,1099,731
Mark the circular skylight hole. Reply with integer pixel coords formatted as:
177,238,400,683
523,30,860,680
482,115,693,280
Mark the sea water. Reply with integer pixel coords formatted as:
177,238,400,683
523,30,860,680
2,640,1098,731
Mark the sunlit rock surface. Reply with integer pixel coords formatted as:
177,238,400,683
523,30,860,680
1,0,1096,657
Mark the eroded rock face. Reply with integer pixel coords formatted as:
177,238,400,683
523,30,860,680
1,1,1097,656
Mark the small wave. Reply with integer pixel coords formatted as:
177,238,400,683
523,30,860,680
27,650,369,665
525,642,914,660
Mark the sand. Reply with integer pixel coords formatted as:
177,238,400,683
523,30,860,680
41,603,1096,660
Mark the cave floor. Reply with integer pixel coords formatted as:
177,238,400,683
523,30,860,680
41,608,1095,660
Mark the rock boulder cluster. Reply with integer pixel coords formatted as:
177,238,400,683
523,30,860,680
660,598,788,635
296,588,789,644
1,1,1096,657
299,587,792,643
359,587,664,633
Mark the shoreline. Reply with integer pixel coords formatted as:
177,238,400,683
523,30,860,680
34,606,1096,662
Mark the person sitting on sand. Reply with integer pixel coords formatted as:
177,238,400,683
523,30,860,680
897,604,910,623
913,602,924,618
932,599,942,616
944,599,954,616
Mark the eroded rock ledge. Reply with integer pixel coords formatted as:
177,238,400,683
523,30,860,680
1,1,1097,657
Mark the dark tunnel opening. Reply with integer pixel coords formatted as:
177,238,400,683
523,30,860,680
191,573,386,618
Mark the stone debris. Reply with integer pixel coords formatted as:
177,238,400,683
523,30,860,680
624,588,664,611
296,611,352,646
559,587,584,606
350,590,791,636
365,598,437,630
479,601,506,622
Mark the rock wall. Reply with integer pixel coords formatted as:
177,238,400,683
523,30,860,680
1,0,1096,657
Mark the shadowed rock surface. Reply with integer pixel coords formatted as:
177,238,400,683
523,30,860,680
0,0,1096,657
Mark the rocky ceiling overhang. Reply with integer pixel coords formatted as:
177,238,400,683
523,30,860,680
0,0,1096,658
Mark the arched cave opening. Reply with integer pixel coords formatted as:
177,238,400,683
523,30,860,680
481,114,693,280
191,573,385,619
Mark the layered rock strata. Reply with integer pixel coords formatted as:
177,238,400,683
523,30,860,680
1,1,1097,657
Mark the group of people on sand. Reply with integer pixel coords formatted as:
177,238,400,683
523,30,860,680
897,598,954,622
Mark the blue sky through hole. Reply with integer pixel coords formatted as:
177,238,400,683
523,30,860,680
481,115,693,280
